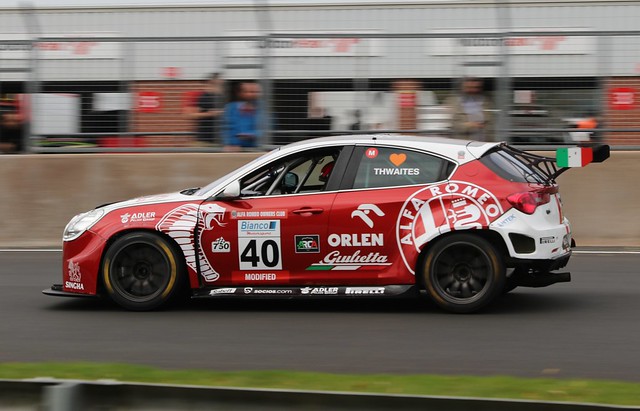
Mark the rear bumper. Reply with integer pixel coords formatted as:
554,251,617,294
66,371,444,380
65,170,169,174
43,284,99,298
490,206,572,261
508,249,572,272
507,251,572,288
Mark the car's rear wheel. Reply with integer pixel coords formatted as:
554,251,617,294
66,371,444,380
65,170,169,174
422,234,505,313
102,232,185,311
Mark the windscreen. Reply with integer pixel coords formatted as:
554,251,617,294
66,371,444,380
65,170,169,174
194,147,281,196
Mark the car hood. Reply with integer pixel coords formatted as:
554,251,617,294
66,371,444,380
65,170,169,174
98,191,207,214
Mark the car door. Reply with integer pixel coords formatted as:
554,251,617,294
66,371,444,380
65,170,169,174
326,145,454,285
197,145,351,287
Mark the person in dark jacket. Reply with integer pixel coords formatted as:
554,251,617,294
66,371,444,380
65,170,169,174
184,73,224,145
0,103,24,153
446,77,495,141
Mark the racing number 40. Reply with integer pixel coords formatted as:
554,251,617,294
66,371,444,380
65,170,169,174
240,239,280,269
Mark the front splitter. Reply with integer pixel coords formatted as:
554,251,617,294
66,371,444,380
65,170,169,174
42,284,99,298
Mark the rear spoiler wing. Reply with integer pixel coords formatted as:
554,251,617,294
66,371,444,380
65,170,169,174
499,144,610,184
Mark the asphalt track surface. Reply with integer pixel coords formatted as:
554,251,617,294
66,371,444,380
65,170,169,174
1,250,639,381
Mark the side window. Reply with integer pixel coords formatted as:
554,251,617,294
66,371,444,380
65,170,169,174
353,147,450,189
240,148,341,197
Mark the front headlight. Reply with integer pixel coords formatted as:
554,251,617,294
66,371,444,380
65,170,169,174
63,208,105,241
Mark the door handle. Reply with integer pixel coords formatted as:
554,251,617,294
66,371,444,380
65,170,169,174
292,207,324,215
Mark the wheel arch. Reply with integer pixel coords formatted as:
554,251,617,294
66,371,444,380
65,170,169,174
415,229,509,290
97,228,191,296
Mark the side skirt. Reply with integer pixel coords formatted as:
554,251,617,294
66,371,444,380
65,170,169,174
192,285,417,299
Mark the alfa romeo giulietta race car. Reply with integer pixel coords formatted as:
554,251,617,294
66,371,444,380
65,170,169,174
44,135,608,313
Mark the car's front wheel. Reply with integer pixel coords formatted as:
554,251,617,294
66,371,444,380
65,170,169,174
422,234,505,313
101,232,185,311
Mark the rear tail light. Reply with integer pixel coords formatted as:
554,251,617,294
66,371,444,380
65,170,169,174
507,191,551,214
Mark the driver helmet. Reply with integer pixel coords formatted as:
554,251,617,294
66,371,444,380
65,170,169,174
319,161,335,182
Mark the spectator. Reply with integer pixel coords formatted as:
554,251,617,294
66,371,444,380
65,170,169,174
446,77,495,141
0,103,24,154
184,73,224,145
223,81,263,152
349,109,362,131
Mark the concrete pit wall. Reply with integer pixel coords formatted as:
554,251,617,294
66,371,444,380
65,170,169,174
0,151,636,248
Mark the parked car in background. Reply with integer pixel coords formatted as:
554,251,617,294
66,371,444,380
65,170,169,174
509,104,570,144
561,113,600,143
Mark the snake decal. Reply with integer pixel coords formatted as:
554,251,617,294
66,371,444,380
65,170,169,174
155,203,227,282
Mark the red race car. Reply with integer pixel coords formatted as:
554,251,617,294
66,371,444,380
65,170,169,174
44,136,608,313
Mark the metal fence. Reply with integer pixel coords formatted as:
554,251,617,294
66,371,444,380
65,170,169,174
2,4,640,152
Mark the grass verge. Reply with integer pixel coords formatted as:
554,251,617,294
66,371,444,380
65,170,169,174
0,362,638,406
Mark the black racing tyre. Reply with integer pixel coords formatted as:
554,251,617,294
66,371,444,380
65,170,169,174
101,232,185,311
422,234,505,313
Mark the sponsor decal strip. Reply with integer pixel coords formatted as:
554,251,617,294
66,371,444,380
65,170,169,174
203,285,413,297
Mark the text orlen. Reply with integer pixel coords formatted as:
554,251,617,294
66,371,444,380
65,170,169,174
328,233,383,247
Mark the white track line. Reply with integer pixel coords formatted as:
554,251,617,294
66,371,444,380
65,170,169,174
0,249,62,252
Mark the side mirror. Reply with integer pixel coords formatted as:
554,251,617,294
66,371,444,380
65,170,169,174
283,172,298,190
216,181,240,200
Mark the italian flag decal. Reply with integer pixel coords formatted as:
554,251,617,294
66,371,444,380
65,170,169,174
556,147,594,167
